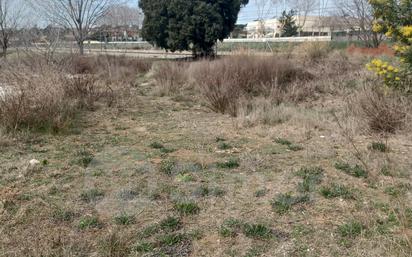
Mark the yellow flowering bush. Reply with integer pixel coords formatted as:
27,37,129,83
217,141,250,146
368,0,411,92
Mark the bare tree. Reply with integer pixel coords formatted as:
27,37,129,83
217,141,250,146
32,0,121,55
290,0,318,29
253,0,274,37
100,4,142,27
336,0,383,47
0,0,25,57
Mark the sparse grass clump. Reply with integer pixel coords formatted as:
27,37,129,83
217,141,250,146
159,159,176,175
216,158,240,169
335,162,368,178
271,193,310,214
338,221,364,238
159,217,181,231
217,142,232,150
150,141,164,149
114,212,135,225
219,218,243,238
274,138,292,146
80,188,105,203
368,142,389,152
242,223,273,240
320,184,355,199
78,216,102,230
296,166,324,192
193,185,225,197
174,201,200,215
74,148,94,168
254,189,268,197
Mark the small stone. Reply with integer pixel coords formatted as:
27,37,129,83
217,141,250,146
29,159,40,166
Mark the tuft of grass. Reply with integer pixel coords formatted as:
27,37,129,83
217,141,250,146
175,173,195,182
193,185,225,197
114,212,135,225
159,216,181,231
75,148,94,168
219,218,243,238
216,158,240,169
320,184,355,199
274,138,292,146
132,241,154,253
296,166,324,192
52,208,75,223
271,193,310,214
288,144,304,151
174,201,200,215
254,188,268,197
149,141,164,149
337,221,364,238
78,216,102,230
384,184,410,197
368,142,389,152
159,159,176,175
218,142,233,150
80,188,105,203
334,162,368,178
242,223,273,240
117,188,138,201
157,233,186,246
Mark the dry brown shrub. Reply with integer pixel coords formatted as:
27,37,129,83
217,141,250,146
189,55,313,116
356,85,410,134
0,56,119,132
0,66,77,132
297,42,332,63
151,61,189,96
69,54,153,86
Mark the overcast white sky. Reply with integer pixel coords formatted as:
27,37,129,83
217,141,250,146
129,0,338,24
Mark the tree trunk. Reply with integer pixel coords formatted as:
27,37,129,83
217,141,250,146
79,40,84,55
1,45,6,58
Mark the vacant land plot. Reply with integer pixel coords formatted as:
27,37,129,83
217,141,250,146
0,46,411,257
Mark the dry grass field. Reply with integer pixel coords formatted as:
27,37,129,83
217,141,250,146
0,44,411,257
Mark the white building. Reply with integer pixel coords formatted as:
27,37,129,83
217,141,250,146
246,16,352,38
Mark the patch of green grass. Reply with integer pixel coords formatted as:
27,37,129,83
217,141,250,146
159,159,176,175
271,193,310,214
242,223,273,240
384,184,410,197
254,189,268,197
193,185,225,197
78,216,102,230
80,188,105,203
320,184,355,199
337,221,364,238
368,142,389,152
296,166,324,192
175,173,195,182
219,218,243,238
174,201,200,215
288,144,304,151
216,158,240,169
157,233,187,246
149,141,164,149
117,188,138,201
133,241,155,253
335,162,368,178
114,212,135,225
218,142,233,150
74,148,94,168
274,138,292,146
52,208,76,223
139,224,161,239
159,217,181,231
